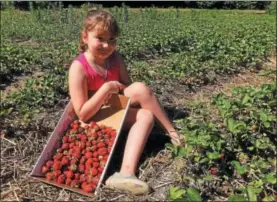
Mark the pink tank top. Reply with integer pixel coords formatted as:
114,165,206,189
74,52,120,91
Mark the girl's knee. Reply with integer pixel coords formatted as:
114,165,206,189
129,82,153,99
137,109,154,127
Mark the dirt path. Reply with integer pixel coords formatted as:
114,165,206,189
173,56,276,106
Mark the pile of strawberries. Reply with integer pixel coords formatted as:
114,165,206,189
41,120,117,193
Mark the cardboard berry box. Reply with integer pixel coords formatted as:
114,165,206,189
30,94,131,197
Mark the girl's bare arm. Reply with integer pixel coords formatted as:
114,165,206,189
69,60,112,122
115,51,132,86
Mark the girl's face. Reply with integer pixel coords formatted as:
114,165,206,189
82,27,117,61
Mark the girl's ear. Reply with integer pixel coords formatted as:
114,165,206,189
82,31,88,44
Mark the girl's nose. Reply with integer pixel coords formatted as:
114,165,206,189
102,42,109,48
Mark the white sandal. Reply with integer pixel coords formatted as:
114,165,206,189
105,172,150,195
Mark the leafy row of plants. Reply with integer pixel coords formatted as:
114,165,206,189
2,7,275,86
167,81,276,201
0,43,39,82
1,7,275,128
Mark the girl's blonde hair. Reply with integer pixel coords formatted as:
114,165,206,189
78,9,120,53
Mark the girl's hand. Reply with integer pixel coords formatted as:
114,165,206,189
103,81,126,104
106,81,126,94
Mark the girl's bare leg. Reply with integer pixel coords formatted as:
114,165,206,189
119,108,154,175
123,82,182,145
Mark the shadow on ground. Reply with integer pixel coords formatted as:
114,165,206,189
103,106,189,182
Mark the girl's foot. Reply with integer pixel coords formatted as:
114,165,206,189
105,172,150,195
167,130,185,146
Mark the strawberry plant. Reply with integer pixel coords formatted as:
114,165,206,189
168,82,276,201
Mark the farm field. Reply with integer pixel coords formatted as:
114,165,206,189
1,5,276,201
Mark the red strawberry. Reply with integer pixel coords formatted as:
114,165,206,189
61,156,70,166
110,131,116,137
92,178,99,185
53,153,63,161
46,172,54,181
85,152,93,159
98,167,103,173
81,182,88,190
105,127,113,134
41,166,49,174
220,153,225,159
70,159,78,165
53,161,62,171
78,127,84,133
72,152,81,159
65,178,72,186
92,158,98,162
83,184,94,193
86,141,92,147
46,160,54,168
62,143,69,150
90,121,96,128
80,156,86,164
86,158,94,165
91,145,97,151
211,167,217,175
73,146,81,153
62,136,69,143
80,141,86,149
80,174,86,183
93,125,100,131
64,170,74,179
68,148,74,156
57,174,66,184
69,142,75,148
93,162,99,168
91,168,98,176
97,142,106,148
85,147,92,152
53,170,62,178
57,148,63,153
98,148,108,155
70,179,80,188
79,164,85,173
92,152,98,158
74,173,80,180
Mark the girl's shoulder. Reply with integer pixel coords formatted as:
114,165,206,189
73,53,86,65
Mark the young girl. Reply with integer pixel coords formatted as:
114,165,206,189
69,9,184,195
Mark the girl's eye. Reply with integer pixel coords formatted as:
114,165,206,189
109,38,116,43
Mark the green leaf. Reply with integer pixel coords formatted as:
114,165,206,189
203,175,214,181
226,118,246,133
262,173,276,184
207,151,220,160
228,194,246,201
168,186,186,200
246,186,262,201
259,111,268,122
187,187,202,202
231,161,247,175
263,121,270,128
